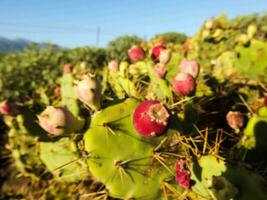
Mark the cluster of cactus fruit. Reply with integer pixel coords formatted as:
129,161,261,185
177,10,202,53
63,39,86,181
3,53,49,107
1,14,267,199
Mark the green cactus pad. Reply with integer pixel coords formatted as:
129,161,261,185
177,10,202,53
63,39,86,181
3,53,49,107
190,155,267,200
8,118,45,179
147,62,172,102
84,98,175,199
235,40,267,81
39,137,89,183
108,70,139,99
61,73,79,116
190,155,228,199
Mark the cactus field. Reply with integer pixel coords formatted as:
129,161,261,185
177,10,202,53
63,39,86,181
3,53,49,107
1,13,267,199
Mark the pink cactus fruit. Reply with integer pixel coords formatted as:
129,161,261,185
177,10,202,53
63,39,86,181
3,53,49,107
151,44,166,62
172,73,196,96
159,49,171,64
175,159,191,189
0,100,11,115
108,60,119,72
128,45,145,63
37,106,84,135
0,100,17,115
226,111,244,132
133,100,169,137
63,64,72,73
76,75,101,110
179,59,199,78
154,63,167,78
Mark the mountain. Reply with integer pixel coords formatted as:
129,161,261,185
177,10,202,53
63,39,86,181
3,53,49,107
0,36,59,53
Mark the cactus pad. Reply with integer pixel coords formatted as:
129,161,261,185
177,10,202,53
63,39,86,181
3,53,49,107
84,98,176,199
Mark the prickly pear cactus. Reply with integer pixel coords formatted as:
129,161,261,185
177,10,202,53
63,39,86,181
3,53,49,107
8,112,47,178
84,98,181,199
190,155,267,200
235,39,267,81
61,72,79,116
39,137,89,183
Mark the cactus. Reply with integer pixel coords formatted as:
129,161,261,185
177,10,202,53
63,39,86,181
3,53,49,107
84,98,182,199
235,40,267,81
39,137,89,183
7,112,47,179
238,107,267,163
61,72,79,116
190,155,267,200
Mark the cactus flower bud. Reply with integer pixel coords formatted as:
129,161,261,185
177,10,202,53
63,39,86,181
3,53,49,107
76,75,101,110
108,60,119,72
179,59,200,78
159,49,171,64
226,111,244,132
172,73,196,96
128,45,145,63
37,106,84,135
151,44,166,62
133,100,169,137
175,159,191,189
154,63,167,78
63,64,72,73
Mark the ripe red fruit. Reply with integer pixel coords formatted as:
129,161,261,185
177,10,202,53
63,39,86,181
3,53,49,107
133,100,169,137
128,45,145,63
0,100,17,115
151,44,166,62
172,73,195,96
0,100,11,115
175,159,191,189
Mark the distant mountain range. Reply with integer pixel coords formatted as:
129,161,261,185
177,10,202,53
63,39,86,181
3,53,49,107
0,36,58,53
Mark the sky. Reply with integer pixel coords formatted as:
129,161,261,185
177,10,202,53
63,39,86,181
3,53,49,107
0,0,267,48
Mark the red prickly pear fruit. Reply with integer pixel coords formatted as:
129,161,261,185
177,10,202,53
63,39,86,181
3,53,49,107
0,100,18,115
54,87,61,97
175,159,191,189
179,59,199,78
151,44,166,62
63,64,72,73
37,106,84,135
154,63,167,78
128,45,145,63
172,73,196,96
133,100,169,137
108,60,119,72
226,111,244,132
159,49,171,64
0,100,11,115
76,74,101,110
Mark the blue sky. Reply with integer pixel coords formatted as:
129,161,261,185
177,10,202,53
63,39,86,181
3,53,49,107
0,0,267,47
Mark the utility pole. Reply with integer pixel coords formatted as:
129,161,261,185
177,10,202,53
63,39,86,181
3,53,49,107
96,26,100,46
